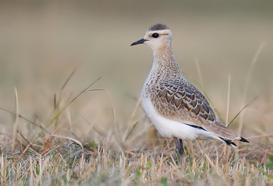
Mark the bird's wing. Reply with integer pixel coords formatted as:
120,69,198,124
150,78,241,140
152,78,216,123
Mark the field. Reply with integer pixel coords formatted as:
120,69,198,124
0,1,273,185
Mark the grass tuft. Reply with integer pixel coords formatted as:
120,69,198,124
0,66,272,185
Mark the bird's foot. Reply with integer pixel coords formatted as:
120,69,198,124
175,138,184,156
171,138,184,164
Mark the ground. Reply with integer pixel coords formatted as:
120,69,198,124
0,76,272,185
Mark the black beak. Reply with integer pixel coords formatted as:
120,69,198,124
130,38,147,46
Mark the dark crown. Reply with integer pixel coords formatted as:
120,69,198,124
149,24,169,31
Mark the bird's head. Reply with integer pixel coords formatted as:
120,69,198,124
131,24,173,51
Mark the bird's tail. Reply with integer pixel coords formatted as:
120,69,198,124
206,122,249,147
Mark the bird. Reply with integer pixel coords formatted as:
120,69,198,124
130,23,249,155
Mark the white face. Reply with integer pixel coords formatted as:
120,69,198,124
143,29,173,50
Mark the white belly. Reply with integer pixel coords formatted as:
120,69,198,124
141,96,214,140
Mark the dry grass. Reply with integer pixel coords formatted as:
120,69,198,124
0,128,273,185
0,63,272,186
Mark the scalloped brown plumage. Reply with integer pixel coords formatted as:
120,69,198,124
132,24,249,153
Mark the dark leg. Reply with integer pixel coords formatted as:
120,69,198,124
175,138,184,156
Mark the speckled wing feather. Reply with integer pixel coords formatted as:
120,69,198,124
150,78,239,140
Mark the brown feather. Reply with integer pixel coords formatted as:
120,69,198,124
148,78,242,140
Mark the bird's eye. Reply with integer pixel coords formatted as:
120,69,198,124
151,33,159,38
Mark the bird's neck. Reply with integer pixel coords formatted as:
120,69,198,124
151,45,181,80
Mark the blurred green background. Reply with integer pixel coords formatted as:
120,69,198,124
0,0,272,139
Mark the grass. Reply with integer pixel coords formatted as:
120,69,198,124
0,52,272,186
0,133,272,185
